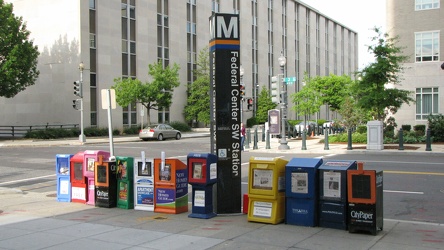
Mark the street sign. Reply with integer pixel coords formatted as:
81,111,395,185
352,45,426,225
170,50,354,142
283,77,296,84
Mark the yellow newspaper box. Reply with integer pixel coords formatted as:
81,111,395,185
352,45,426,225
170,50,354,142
247,156,288,224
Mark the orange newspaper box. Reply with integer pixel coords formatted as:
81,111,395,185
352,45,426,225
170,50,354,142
347,162,383,235
154,158,188,214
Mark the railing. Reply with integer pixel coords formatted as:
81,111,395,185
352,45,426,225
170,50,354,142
0,124,79,140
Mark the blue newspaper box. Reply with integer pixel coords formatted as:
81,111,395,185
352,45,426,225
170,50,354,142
285,158,323,227
187,153,217,219
318,160,357,230
56,154,73,202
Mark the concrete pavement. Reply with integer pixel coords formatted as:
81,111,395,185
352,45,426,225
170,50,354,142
1,132,444,249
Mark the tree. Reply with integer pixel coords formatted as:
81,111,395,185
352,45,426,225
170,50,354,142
354,27,414,121
112,61,180,125
184,47,211,125
256,87,277,124
290,75,323,121
0,0,39,98
310,74,353,111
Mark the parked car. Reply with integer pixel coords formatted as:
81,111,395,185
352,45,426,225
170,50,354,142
294,121,317,136
323,120,334,129
139,124,181,141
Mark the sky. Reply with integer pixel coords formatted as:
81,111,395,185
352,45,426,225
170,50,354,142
303,0,386,69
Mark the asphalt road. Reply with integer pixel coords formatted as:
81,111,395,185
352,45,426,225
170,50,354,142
1,137,443,224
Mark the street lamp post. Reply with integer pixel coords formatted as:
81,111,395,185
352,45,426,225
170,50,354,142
78,62,86,143
278,52,289,150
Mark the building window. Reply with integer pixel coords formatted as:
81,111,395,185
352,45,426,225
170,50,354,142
415,31,439,62
415,0,439,10
416,87,439,120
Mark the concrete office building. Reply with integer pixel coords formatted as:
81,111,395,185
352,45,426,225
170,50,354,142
387,0,444,127
1,0,357,131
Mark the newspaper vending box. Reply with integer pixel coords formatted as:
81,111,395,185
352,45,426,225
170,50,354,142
285,158,323,227
134,156,155,211
70,151,86,204
94,155,117,208
56,154,73,202
318,160,357,230
154,158,188,214
116,156,134,209
83,150,110,206
187,153,217,219
247,156,288,225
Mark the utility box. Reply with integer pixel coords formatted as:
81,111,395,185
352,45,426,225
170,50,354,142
187,153,218,219
116,156,134,209
347,162,383,235
83,150,110,206
154,158,188,214
70,151,86,204
94,155,117,208
247,156,288,224
134,157,155,211
56,154,73,202
285,158,323,227
318,160,357,230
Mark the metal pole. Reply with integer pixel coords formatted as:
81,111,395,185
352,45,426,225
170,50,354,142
425,128,432,151
278,63,289,150
324,128,329,150
347,128,353,150
266,130,270,149
253,126,258,150
398,128,404,150
107,89,115,158
79,64,86,143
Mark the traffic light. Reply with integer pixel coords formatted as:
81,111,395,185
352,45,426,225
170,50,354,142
73,80,82,97
240,82,245,98
247,98,253,110
271,76,280,103
72,99,80,110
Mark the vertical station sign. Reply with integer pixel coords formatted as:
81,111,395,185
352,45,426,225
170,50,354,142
209,13,241,214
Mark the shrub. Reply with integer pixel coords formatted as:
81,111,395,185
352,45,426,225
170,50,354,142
428,114,444,142
123,126,140,135
413,124,426,135
356,125,367,134
246,117,258,128
169,121,192,132
401,124,411,132
327,132,367,144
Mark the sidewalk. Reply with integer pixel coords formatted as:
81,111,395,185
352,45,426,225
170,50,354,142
1,132,444,249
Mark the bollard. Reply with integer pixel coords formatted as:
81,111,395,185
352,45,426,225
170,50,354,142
262,126,265,142
347,128,353,150
425,128,432,151
266,130,271,149
324,128,329,150
253,126,258,149
245,128,251,149
398,128,404,150
301,130,307,150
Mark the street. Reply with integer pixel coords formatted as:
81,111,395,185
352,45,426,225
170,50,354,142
1,137,443,224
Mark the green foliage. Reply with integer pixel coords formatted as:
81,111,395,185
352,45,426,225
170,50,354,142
290,74,323,117
123,126,140,135
356,125,367,134
354,27,414,121
112,60,180,125
246,117,258,128
169,121,192,132
256,87,277,123
25,128,77,139
311,74,353,111
384,125,395,139
184,47,210,125
0,0,40,98
328,132,367,144
428,114,444,142
413,124,425,135
401,124,411,132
